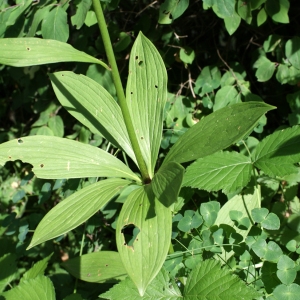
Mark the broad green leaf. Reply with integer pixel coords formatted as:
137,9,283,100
214,86,240,111
0,275,55,300
194,66,221,96
6,0,31,26
62,251,127,282
251,208,280,230
164,102,275,165
114,32,131,52
27,178,130,249
41,6,69,42
213,0,235,18
0,136,140,182
0,38,108,69
50,72,136,165
277,255,296,285
252,240,283,262
214,187,260,261
253,126,300,177
158,0,189,24
200,201,220,227
237,0,252,24
263,34,282,53
0,254,17,292
184,260,260,299
116,185,172,296
273,283,300,300
257,7,267,26
27,6,52,37
100,267,182,299
255,58,276,82
286,37,300,70
224,12,241,35
48,115,64,137
71,0,92,30
21,253,53,282
179,47,195,64
151,161,184,207
265,0,289,24
126,32,167,177
251,0,266,10
183,151,252,194
177,210,203,232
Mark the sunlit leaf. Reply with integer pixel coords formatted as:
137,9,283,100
0,136,140,182
50,72,136,165
126,32,167,178
28,178,130,249
164,102,275,165
0,38,108,69
62,251,127,282
116,185,172,296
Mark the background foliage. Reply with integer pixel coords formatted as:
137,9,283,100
1,0,300,299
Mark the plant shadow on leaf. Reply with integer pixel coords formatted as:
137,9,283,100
49,74,124,153
121,224,140,248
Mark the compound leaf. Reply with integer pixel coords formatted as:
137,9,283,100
183,151,252,194
253,126,300,177
184,260,260,299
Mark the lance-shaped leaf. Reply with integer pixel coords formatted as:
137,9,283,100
116,185,172,296
50,72,136,165
0,136,140,182
28,178,130,249
183,151,252,194
151,161,184,207
0,38,108,69
163,102,275,165
126,32,167,178
62,251,127,283
253,126,300,177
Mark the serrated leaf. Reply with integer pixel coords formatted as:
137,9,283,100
253,126,300,177
100,267,182,299
183,151,252,194
0,136,140,182
158,0,189,24
0,275,55,300
21,253,53,282
151,161,184,207
164,102,275,165
41,6,69,42
0,38,108,69
50,72,136,165
126,32,167,177
116,186,172,296
62,251,127,282
27,178,130,249
184,260,260,299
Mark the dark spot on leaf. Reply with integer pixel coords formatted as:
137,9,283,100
87,273,91,277
105,264,108,267
121,224,140,248
135,56,138,60
8,156,11,159
141,137,144,139
17,138,23,144
131,91,133,94
61,74,64,76
139,203,142,206
40,164,44,168
123,242,127,246
26,47,30,51
138,61,143,66
155,85,158,88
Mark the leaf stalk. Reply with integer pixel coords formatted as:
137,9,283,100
92,0,150,183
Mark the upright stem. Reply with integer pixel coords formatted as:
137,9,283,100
92,0,150,183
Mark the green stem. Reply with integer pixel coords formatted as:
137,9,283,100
92,0,150,183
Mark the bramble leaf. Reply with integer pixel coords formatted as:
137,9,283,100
183,151,252,194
